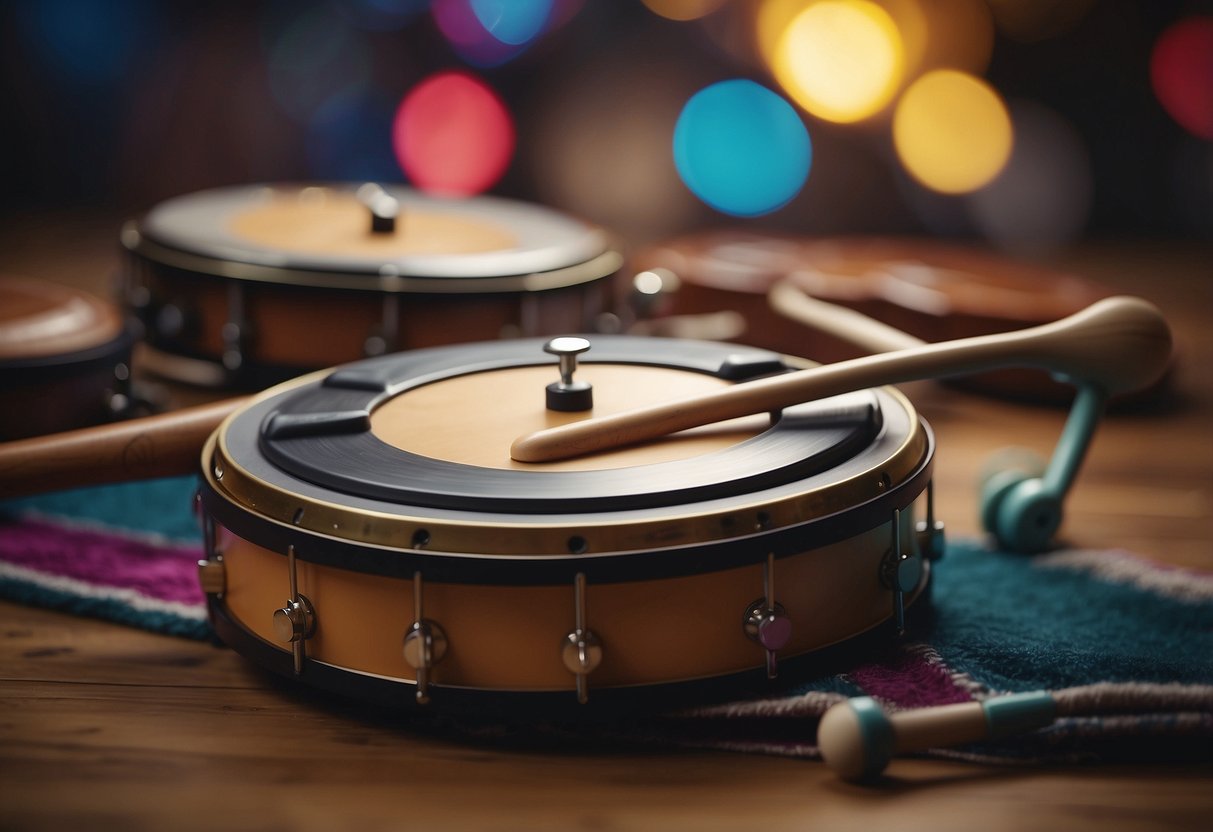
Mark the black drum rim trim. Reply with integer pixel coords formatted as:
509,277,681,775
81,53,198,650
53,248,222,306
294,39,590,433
197,427,934,586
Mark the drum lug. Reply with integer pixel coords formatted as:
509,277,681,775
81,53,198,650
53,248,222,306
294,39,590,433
221,282,251,374
880,508,923,636
914,478,946,561
272,544,316,675
196,505,226,596
365,293,400,357
402,572,448,705
743,554,792,679
560,573,603,704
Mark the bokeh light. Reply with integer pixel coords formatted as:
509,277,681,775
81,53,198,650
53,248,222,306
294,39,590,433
893,70,1013,194
770,0,904,124
1150,16,1213,141
967,101,1092,254
393,71,515,196
641,0,728,21
432,0,532,66
470,0,552,45
673,79,811,217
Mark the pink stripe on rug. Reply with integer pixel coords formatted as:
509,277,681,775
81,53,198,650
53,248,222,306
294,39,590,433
0,519,205,607
848,645,975,709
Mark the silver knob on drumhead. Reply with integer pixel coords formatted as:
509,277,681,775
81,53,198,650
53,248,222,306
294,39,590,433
356,182,399,234
543,336,593,412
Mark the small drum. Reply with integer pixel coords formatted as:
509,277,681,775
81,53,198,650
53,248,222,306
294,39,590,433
0,276,135,440
123,183,624,389
196,335,939,715
629,232,1110,401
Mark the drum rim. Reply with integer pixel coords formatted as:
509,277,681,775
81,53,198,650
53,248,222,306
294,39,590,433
124,182,621,285
202,338,931,560
126,226,624,294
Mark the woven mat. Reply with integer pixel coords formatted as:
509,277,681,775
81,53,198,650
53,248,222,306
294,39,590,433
2,476,1211,764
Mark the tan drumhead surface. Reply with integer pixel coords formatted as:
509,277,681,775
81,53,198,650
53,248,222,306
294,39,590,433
229,191,517,257
369,364,768,472
0,276,123,360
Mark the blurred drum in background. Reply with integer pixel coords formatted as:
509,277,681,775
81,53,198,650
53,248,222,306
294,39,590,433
0,276,137,440
123,183,624,389
627,231,1114,403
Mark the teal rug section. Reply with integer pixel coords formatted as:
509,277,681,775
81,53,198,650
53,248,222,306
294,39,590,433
0,475,202,543
925,541,1213,692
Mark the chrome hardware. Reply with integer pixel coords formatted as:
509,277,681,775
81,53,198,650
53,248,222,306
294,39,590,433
402,572,448,705
364,293,401,357
744,553,792,679
272,545,315,675
915,478,946,561
197,559,226,596
221,282,250,373
357,182,399,234
544,337,593,412
560,573,602,704
196,506,226,596
880,509,922,636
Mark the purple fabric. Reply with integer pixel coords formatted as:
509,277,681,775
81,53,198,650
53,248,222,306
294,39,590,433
849,648,975,709
0,519,204,606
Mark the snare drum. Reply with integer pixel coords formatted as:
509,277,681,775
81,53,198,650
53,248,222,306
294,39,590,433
196,335,939,715
0,276,134,440
124,183,624,389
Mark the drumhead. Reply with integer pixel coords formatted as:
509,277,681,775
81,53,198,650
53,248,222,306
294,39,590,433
130,183,614,284
204,336,931,567
0,276,125,363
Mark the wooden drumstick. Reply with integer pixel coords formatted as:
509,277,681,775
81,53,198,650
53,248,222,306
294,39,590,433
817,693,1058,781
0,397,245,499
510,296,1172,462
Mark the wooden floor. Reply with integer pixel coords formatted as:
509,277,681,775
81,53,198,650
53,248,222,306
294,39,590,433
1,221,1211,830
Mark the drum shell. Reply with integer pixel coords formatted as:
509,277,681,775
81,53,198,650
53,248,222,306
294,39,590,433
0,333,133,439
202,495,927,713
128,257,617,389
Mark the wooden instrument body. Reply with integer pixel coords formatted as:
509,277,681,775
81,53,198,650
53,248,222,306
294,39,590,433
0,276,134,440
197,336,935,714
123,184,623,389
630,232,1111,402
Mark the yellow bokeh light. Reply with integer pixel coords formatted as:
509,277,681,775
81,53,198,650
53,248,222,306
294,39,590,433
893,70,1013,194
770,0,905,124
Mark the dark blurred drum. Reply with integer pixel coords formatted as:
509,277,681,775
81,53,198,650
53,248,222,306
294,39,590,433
0,276,135,440
123,183,624,389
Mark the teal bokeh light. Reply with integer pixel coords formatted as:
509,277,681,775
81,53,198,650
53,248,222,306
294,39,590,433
673,80,812,217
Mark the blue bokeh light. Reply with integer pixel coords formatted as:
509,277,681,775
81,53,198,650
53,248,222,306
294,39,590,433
469,0,552,45
673,79,812,217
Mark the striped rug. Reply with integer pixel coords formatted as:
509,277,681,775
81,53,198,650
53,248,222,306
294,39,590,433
2,476,1210,764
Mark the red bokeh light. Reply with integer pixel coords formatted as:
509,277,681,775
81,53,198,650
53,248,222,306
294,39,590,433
1150,16,1213,140
392,71,516,196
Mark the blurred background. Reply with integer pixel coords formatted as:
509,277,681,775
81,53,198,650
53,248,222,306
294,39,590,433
1,0,1210,254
